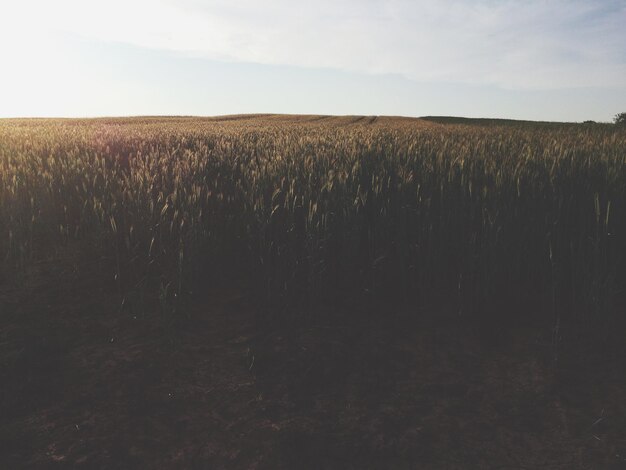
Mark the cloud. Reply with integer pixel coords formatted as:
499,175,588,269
5,0,626,89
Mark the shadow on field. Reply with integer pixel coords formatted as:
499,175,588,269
1,260,626,469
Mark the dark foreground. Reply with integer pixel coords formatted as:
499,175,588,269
2,262,626,469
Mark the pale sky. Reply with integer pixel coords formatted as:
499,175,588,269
1,0,625,121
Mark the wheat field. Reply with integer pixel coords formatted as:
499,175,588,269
3,115,626,467
1,115,625,335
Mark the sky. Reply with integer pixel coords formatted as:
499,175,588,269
0,0,625,121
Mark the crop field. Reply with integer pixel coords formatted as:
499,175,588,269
2,115,625,329
1,115,626,467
